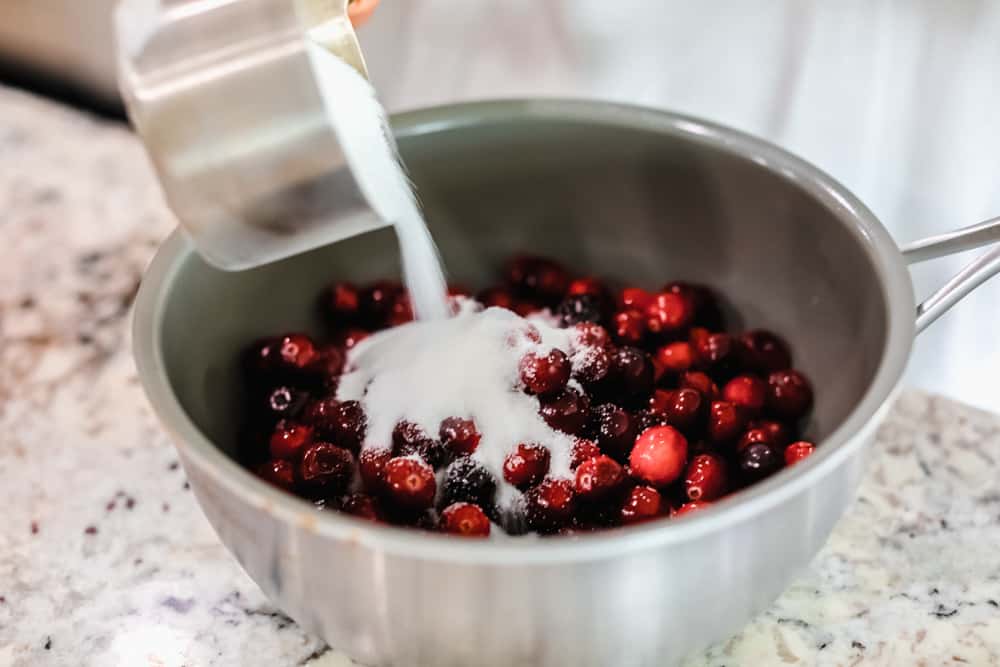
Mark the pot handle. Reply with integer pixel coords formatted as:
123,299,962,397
899,215,1000,334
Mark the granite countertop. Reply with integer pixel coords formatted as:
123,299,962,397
2,85,999,667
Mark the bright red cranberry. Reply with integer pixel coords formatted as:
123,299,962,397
337,327,371,349
749,419,793,447
738,442,782,482
663,388,704,434
620,485,663,524
766,369,814,420
663,281,722,326
571,438,602,469
477,286,516,311
503,443,551,489
656,341,695,374
255,459,296,491
736,427,774,453
440,502,491,537
689,328,732,367
575,455,625,500
321,281,360,323
588,404,637,461
645,292,693,336
264,385,308,421
539,387,591,435
298,443,354,494
629,425,689,487
610,347,655,402
392,421,446,468
524,478,576,533
673,500,711,517
785,441,816,465
738,330,792,373
303,398,366,451
618,287,653,311
341,493,381,521
557,294,606,327
439,417,481,455
276,333,318,370
684,454,728,501
504,255,570,304
441,456,497,508
359,280,404,328
383,457,437,509
269,421,314,460
612,309,646,345
519,349,571,396
359,448,391,491
723,375,767,417
567,277,612,310
707,401,745,443
679,371,720,401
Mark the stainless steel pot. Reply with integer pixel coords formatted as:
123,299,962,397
132,100,1000,667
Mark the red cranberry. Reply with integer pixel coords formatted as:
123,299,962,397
673,500,711,517
359,280,404,328
738,330,792,373
707,401,745,443
656,341,695,374
255,459,296,491
277,333,318,370
570,344,611,384
442,456,497,508
307,344,345,386
749,419,793,447
785,441,816,465
504,255,570,304
440,502,491,537
648,389,673,416
610,347,655,402
662,388,704,434
571,438,602,469
439,417,481,455
679,371,720,401
736,427,774,453
303,398,366,451
383,457,437,509
359,448,391,491
588,404,637,462
269,421,313,460
723,375,767,417
620,485,663,524
632,409,668,434
264,385,308,421
477,286,516,311
513,300,545,317
618,287,653,311
337,327,371,349
519,349,571,396
388,291,414,326
663,281,723,327
575,455,625,500
539,387,591,436
341,493,381,521
567,277,612,309
503,443,551,489
392,421,446,468
645,292,693,336
557,294,606,327
689,328,732,367
573,322,611,349
524,478,576,533
738,442,782,482
298,443,354,494
321,281,360,323
766,369,814,420
684,454,728,501
629,425,689,487
612,309,646,345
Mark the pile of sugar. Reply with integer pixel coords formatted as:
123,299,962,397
337,304,594,512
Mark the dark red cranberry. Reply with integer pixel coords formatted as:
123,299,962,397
504,255,570,304
359,448,391,491
785,441,816,465
738,330,792,373
749,419,793,447
519,349,571,396
689,328,732,367
477,286,516,311
557,294,605,327
392,421,446,468
269,421,313,460
620,485,663,524
524,478,576,533
298,443,354,495
303,398,366,451
645,292,693,336
612,309,646,345
629,425,688,487
277,333,318,370
648,389,672,416
441,456,497,508
341,493,381,521
573,322,611,349
673,500,711,517
574,455,625,500
388,292,414,326
631,409,668,434
618,287,653,311
264,386,308,421
439,417,481,455
588,404,637,462
736,427,774,453
706,401,745,444
722,375,767,418
766,370,814,420
663,281,723,328
679,371,720,401
609,347,655,404
656,341,694,374
383,457,437,509
255,459,296,491
336,327,371,349
320,281,360,323
513,300,544,317
571,438,602,469
683,453,728,501
739,442,782,482
662,388,704,434
539,387,591,436
570,343,611,384
503,443,551,489
440,502,491,537
359,280,404,328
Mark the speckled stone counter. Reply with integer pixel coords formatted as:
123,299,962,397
2,85,999,667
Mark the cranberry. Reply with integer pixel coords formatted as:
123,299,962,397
513,300,544,317
307,345,345,386
539,387,591,436
321,281,360,323
567,277,612,311
504,255,570,304
610,347,655,403
749,419,793,447
278,333,318,370
439,417,481,455
388,292,414,326
477,286,516,311
383,457,437,509
738,330,792,373
662,388,704,434
341,493,381,521
303,398,366,451
263,385,308,421
631,409,668,434
505,323,543,348
645,292,693,336
441,456,497,508
673,500,711,517
557,294,605,327
785,441,816,465
575,455,625,500
706,401,745,444
269,421,313,460
738,442,782,482
392,421,446,468
571,438,602,469
503,443,551,489
588,404,637,462
255,459,296,491
648,389,673,416
359,280,403,328
656,341,695,374
620,485,663,524
689,328,732,367
519,349,571,396
766,369,813,420
663,281,723,328
298,443,354,495
618,287,653,311
440,502,491,537
570,344,611,384
337,327,371,349
524,478,576,533
359,448,391,491
679,371,720,401
722,375,767,417
629,425,688,487
573,322,611,349
612,309,646,345
736,427,774,453
684,454,728,501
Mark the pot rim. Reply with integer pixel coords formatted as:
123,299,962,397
132,99,916,565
